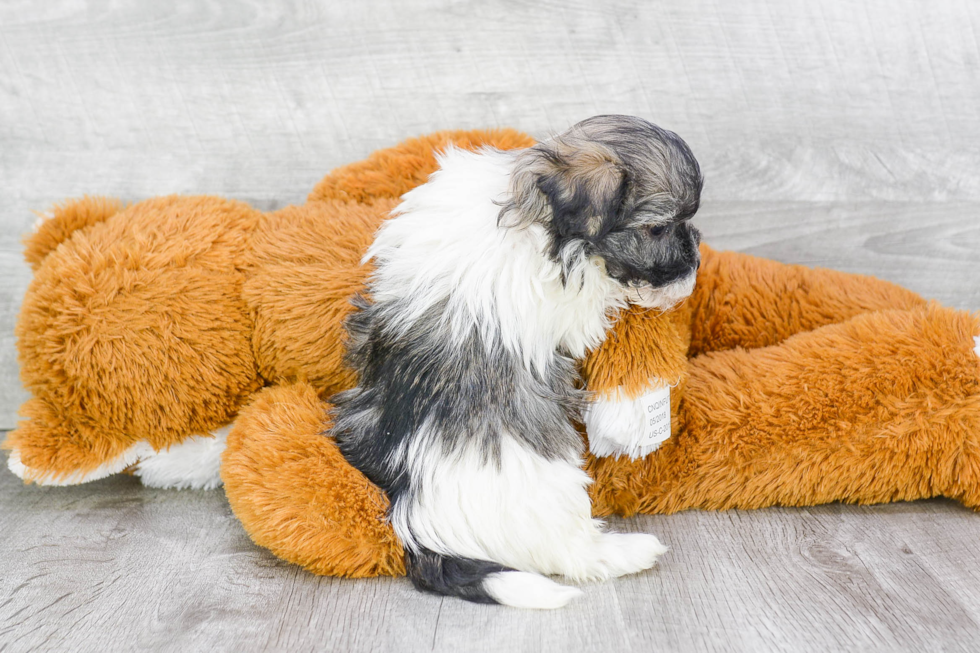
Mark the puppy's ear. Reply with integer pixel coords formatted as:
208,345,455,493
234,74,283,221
501,139,626,240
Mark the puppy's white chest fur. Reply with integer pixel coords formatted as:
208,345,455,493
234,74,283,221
366,147,626,374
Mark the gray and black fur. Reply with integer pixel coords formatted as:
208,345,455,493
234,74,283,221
332,115,703,605
334,295,584,601
501,114,704,289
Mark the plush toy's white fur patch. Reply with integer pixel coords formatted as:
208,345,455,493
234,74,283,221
7,425,230,489
7,441,155,486
585,383,675,459
134,425,231,490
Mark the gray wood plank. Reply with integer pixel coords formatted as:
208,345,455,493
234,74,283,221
5,469,980,653
697,201,980,311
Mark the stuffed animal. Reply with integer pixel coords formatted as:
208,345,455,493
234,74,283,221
6,129,979,582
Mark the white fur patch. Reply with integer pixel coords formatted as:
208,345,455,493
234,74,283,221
6,440,155,486
365,146,628,374
626,272,697,310
585,383,674,459
973,335,979,359
482,571,583,610
393,433,667,582
134,424,231,490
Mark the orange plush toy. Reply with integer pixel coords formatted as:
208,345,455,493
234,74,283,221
6,129,980,581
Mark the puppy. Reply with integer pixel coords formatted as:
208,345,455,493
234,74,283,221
333,115,703,609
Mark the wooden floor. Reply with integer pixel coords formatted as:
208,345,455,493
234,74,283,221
6,469,980,652
2,1,980,651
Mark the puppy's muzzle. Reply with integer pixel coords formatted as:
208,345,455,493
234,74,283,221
626,273,698,309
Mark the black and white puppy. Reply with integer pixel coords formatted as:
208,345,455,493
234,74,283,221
333,115,703,609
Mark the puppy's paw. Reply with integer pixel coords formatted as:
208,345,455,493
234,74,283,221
597,532,668,578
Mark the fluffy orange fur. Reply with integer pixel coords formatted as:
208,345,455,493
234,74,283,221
12,196,264,475
224,383,404,577
7,128,979,580
24,195,125,272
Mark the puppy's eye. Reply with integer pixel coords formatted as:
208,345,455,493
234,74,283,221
647,224,669,238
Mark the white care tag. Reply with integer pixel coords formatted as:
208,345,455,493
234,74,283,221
639,385,672,447
585,383,672,460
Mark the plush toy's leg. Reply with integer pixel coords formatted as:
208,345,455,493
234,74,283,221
588,303,980,515
221,382,405,578
689,245,928,355
4,397,155,485
8,195,147,483
3,404,229,489
580,305,693,459
580,246,928,460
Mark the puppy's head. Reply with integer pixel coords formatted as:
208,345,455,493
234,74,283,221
501,115,703,309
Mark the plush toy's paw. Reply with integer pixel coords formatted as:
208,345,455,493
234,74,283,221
584,384,673,460
3,397,154,486
5,440,153,486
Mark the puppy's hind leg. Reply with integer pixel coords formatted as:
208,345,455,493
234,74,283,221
537,504,668,583
488,448,668,583
422,438,667,585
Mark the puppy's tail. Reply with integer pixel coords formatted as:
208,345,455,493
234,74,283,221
407,548,582,609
